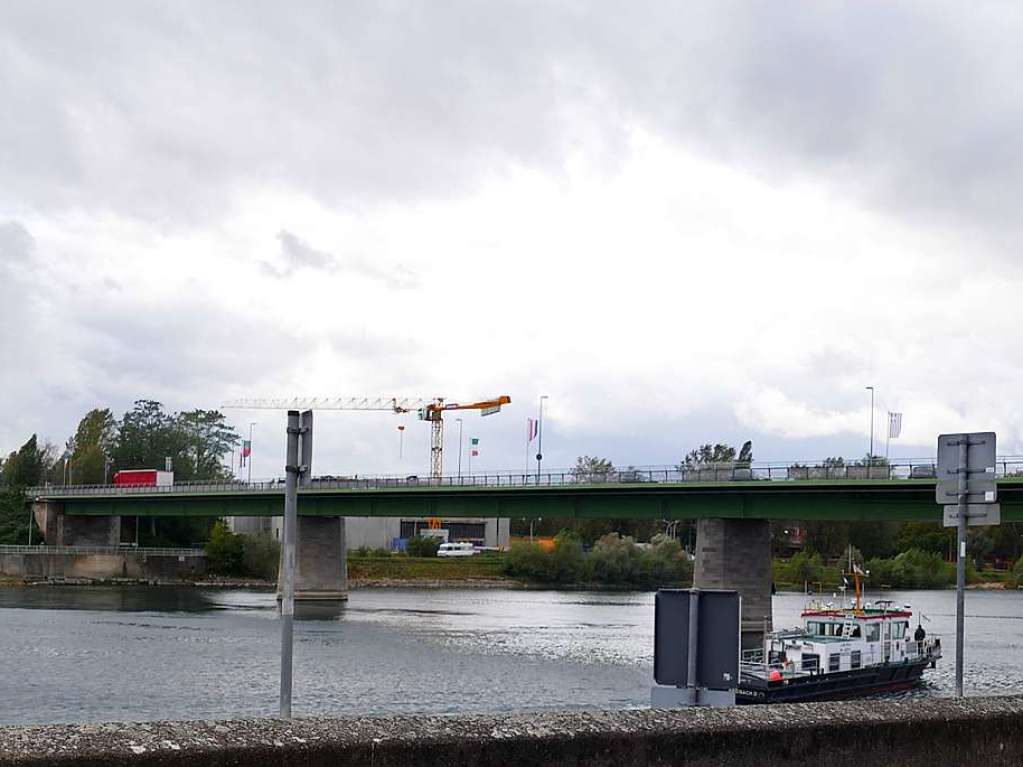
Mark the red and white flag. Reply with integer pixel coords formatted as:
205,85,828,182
526,417,538,442
888,412,902,439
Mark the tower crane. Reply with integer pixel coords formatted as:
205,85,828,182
222,395,511,478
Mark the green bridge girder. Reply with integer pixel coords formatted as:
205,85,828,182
32,477,1023,522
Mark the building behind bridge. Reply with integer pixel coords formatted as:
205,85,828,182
228,515,511,550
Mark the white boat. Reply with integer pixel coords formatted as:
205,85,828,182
737,568,942,704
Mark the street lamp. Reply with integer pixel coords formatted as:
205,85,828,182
865,386,875,464
535,395,549,482
456,418,464,481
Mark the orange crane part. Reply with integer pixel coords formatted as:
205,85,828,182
418,396,511,478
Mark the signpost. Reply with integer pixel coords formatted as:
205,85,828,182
280,409,313,718
937,431,997,698
651,588,740,707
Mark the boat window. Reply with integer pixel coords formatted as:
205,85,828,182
806,621,822,635
892,622,906,640
866,623,880,642
850,625,861,638
801,653,819,673
851,651,861,669
828,654,840,672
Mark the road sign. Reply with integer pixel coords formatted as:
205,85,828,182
944,503,1001,528
936,432,997,505
653,589,739,691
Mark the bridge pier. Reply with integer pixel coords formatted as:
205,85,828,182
31,500,61,544
32,501,121,546
693,518,772,650
279,516,349,601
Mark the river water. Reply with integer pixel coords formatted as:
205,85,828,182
1,586,1022,725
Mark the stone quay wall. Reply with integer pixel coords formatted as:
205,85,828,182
0,551,206,581
2,696,1023,766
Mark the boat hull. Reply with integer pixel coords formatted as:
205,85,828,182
736,658,935,704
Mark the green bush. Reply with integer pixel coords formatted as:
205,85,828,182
1011,556,1023,588
502,530,690,588
866,549,954,589
775,551,825,587
205,521,245,575
241,533,280,580
406,535,441,558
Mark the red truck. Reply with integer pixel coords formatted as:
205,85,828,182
112,470,174,487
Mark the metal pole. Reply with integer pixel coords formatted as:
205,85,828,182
27,507,32,546
955,436,968,698
280,410,300,718
457,418,463,480
866,386,875,462
536,395,547,482
687,588,700,698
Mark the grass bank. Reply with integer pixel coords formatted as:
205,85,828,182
347,553,510,586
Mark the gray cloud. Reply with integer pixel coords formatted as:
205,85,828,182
267,229,420,289
3,1,1021,250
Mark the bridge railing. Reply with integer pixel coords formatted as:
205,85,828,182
0,544,205,557
25,457,1023,497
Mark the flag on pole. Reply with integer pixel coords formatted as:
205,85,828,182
888,412,902,439
242,439,252,458
470,449,479,457
527,418,538,442
470,437,479,446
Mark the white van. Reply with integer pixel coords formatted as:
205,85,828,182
437,541,477,558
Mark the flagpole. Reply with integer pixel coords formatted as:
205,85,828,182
886,412,891,464
525,418,530,482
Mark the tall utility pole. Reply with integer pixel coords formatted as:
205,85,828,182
865,386,875,463
456,418,463,479
535,395,548,481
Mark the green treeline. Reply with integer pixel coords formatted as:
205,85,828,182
0,400,241,545
503,532,693,589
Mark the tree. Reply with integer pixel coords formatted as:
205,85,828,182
680,441,753,469
70,408,117,484
2,435,50,488
571,455,614,483
111,400,188,474
110,401,239,481
176,409,240,480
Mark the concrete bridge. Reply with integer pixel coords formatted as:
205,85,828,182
26,460,1023,647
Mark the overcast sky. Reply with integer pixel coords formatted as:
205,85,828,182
2,1,1022,478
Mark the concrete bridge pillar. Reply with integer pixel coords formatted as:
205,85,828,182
693,518,772,650
31,501,61,544
33,502,121,547
57,514,122,547
279,516,348,601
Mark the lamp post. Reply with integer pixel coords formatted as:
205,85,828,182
535,395,548,482
865,386,875,464
456,418,463,480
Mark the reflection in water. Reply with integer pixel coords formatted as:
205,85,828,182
1,586,1022,725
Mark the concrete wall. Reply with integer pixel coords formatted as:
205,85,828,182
0,551,206,580
2,697,1023,766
